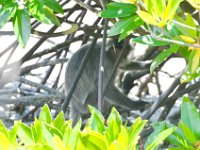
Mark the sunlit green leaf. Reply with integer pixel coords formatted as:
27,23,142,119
146,127,176,150
39,104,52,124
150,44,180,73
181,69,200,83
119,16,143,41
107,107,122,130
186,13,196,38
179,47,190,60
163,0,183,21
137,10,158,26
13,8,31,47
106,119,120,144
9,121,20,144
53,111,65,131
0,3,16,29
187,0,200,10
28,0,50,24
63,122,72,147
145,122,167,149
87,105,105,133
100,2,136,18
40,0,64,14
41,123,54,148
0,120,9,137
117,126,129,149
132,35,169,46
44,6,60,26
108,15,140,37
181,97,200,139
154,0,165,17
0,133,10,150
129,117,148,146
44,123,63,139
178,120,196,144
67,121,81,149
32,119,43,143
82,130,108,150
18,123,34,144
188,50,200,74
109,141,124,150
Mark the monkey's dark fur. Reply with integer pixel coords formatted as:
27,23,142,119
65,40,148,125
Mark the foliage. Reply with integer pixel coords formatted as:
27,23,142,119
0,0,63,47
147,97,200,150
1,98,200,149
100,0,200,82
0,104,179,150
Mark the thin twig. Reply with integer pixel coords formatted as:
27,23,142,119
73,0,99,14
20,58,68,75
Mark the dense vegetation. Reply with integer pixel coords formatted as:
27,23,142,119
1,0,200,149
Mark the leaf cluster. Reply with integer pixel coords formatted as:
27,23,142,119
0,0,63,47
100,0,200,83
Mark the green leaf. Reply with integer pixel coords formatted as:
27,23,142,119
106,119,120,144
163,0,183,21
179,47,190,60
40,0,64,14
32,119,43,143
181,97,200,139
154,0,165,18
186,13,196,38
67,120,81,149
117,126,129,148
63,122,72,147
27,143,54,150
0,133,10,150
44,6,60,26
0,3,16,29
9,121,20,144
107,107,122,130
166,127,188,148
145,122,166,149
82,130,108,150
18,123,34,144
41,123,54,148
39,104,52,124
109,141,124,150
137,10,158,26
53,111,65,131
132,35,169,46
181,69,200,83
143,0,153,14
0,120,9,137
100,2,136,18
168,148,187,150
178,120,196,144
13,8,31,47
146,127,176,150
106,108,123,143
28,0,50,24
44,123,63,139
108,15,143,41
129,117,148,146
119,16,143,41
188,50,200,74
108,15,136,36
165,23,181,37
87,105,105,133
150,44,180,73
174,15,195,38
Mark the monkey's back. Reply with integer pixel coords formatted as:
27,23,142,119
65,41,114,120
